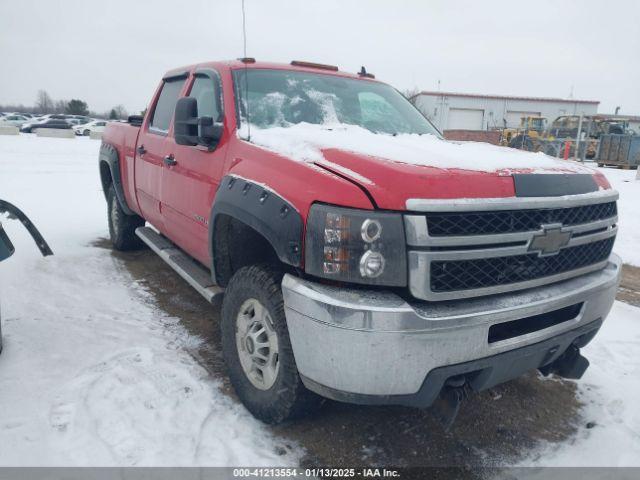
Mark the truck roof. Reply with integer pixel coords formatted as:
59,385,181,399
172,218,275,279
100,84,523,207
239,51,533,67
162,59,381,83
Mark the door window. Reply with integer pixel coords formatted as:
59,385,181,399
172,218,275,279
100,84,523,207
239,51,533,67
150,77,186,133
189,75,222,121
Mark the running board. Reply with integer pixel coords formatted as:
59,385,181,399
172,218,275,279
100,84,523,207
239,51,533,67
135,226,224,304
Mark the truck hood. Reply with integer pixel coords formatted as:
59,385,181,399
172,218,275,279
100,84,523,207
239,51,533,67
246,123,610,210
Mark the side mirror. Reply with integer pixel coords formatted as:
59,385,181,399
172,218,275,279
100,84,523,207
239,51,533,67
128,115,144,127
0,223,15,262
174,97,199,146
174,97,223,148
198,116,224,146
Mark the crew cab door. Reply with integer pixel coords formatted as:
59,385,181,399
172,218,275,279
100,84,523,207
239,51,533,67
160,69,228,265
134,73,188,229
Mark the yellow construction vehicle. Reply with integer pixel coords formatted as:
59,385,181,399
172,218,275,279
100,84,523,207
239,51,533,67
501,116,548,149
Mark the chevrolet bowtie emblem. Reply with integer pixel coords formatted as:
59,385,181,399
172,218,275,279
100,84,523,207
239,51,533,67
528,224,572,256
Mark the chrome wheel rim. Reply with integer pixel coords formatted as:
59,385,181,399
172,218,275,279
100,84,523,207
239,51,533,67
235,298,279,390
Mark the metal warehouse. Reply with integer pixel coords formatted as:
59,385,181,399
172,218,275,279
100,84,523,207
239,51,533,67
414,91,599,131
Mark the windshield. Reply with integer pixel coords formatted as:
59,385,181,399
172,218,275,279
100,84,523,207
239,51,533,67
233,69,439,136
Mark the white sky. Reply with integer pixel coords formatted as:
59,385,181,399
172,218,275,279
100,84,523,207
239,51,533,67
1,0,638,115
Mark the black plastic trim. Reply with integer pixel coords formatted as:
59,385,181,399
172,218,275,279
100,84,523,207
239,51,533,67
513,174,598,197
0,222,15,261
488,303,583,343
191,68,225,122
99,143,136,216
162,70,189,81
301,319,602,408
209,176,303,281
0,200,53,256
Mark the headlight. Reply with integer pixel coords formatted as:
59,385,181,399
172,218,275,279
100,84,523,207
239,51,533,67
305,204,407,286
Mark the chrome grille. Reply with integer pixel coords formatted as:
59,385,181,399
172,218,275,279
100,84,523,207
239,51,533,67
404,191,619,301
426,202,617,237
430,237,615,292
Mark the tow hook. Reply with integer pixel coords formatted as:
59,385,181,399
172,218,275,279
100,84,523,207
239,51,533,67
431,375,468,431
539,344,590,380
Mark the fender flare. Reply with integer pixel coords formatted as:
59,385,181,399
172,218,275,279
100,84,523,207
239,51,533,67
99,143,136,215
209,175,303,283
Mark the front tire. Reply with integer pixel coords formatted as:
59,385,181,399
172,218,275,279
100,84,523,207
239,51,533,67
221,265,322,424
107,183,144,250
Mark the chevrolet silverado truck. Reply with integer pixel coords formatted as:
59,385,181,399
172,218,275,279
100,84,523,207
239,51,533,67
100,59,621,424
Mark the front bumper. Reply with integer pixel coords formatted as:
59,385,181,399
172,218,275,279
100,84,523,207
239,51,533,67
282,254,621,407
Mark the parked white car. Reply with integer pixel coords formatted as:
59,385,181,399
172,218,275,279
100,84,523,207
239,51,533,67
73,120,107,136
0,114,30,127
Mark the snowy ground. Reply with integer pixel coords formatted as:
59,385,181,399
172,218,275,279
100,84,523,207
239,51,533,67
595,167,640,267
520,300,640,466
0,134,638,467
0,135,299,466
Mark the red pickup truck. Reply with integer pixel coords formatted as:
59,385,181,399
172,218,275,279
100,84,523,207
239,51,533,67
100,59,621,424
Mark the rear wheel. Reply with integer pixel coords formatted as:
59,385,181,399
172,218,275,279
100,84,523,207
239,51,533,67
107,183,144,250
221,265,322,424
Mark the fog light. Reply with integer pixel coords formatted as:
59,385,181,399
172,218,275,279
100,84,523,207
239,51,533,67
359,250,385,278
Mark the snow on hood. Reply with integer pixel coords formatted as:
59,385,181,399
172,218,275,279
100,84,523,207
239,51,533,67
239,122,595,175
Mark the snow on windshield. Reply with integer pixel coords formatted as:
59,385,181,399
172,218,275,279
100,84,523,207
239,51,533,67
234,69,438,136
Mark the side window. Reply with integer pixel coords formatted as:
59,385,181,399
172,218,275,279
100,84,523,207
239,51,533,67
189,74,221,121
150,77,186,132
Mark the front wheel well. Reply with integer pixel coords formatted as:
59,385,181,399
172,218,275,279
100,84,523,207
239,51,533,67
99,160,113,198
212,215,282,287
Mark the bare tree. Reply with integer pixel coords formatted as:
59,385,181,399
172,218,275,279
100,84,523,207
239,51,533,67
54,100,67,114
113,104,128,119
35,90,54,114
402,87,421,107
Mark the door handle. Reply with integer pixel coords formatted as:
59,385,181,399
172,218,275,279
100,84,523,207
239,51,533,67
137,145,146,155
163,154,177,166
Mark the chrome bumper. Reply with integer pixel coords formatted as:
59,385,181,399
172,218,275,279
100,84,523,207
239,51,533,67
282,254,621,399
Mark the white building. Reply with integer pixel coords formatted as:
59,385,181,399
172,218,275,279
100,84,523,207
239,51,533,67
414,91,599,131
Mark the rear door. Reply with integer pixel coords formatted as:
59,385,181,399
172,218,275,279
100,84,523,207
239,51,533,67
134,73,188,229
160,68,228,266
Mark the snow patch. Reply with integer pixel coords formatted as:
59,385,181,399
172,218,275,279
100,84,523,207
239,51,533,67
0,135,300,466
596,167,640,267
520,301,640,466
239,122,596,174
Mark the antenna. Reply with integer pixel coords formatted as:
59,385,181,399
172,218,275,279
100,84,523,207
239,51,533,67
241,0,250,141
241,0,248,58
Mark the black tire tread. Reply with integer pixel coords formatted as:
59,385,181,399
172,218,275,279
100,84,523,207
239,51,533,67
107,183,144,251
221,264,322,424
